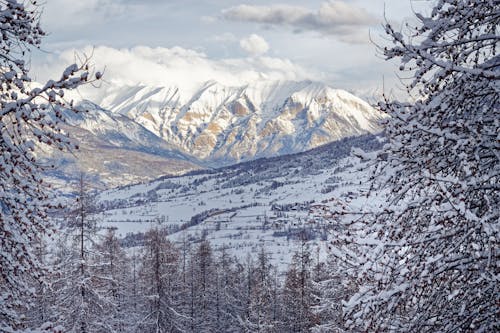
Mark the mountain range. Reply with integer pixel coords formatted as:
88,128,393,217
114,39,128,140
95,80,384,163
41,77,387,264
43,79,384,188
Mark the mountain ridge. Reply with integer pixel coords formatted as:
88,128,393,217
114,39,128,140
43,79,385,189
89,79,385,165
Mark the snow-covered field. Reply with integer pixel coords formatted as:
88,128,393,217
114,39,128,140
94,134,383,267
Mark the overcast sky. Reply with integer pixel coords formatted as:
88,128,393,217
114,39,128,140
32,0,430,98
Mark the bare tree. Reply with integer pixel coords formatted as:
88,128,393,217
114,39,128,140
52,174,113,333
0,0,100,329
335,1,499,331
137,223,183,333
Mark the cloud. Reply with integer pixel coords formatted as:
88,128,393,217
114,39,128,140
222,1,376,43
34,45,314,103
239,34,270,56
40,0,174,34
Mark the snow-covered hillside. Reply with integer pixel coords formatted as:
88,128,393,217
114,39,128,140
40,102,201,189
44,79,384,188
90,79,385,164
93,134,383,265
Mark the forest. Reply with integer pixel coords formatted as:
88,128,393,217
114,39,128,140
30,215,343,332
0,0,498,332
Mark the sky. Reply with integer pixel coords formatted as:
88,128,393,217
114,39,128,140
32,0,430,100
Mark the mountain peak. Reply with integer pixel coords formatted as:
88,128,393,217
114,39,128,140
75,79,384,165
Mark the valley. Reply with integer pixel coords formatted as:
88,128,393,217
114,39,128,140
91,134,384,266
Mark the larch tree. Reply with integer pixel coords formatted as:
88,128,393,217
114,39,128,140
0,0,99,330
280,241,317,332
246,246,279,332
189,240,218,332
137,225,183,333
24,238,54,330
311,253,344,333
335,0,499,331
92,227,131,332
52,175,112,333
214,246,245,332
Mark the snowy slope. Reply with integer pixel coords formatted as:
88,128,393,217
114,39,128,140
91,80,385,165
42,79,384,189
40,102,202,190
92,134,384,265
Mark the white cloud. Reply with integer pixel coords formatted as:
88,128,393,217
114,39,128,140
316,1,376,26
34,45,314,103
222,1,376,43
239,34,270,56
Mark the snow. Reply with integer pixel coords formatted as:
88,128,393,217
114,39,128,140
92,134,385,268
69,79,385,165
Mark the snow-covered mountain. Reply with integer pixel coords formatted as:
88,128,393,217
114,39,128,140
90,80,384,165
42,79,384,188
40,102,201,190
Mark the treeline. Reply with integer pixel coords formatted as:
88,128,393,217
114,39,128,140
15,179,348,333
23,222,346,332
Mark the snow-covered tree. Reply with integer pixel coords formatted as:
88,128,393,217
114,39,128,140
337,1,499,331
52,175,113,333
246,246,279,332
311,252,344,333
127,249,141,327
187,240,218,332
23,239,55,330
137,225,183,333
0,1,99,329
214,246,246,332
280,241,317,332
92,228,131,332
